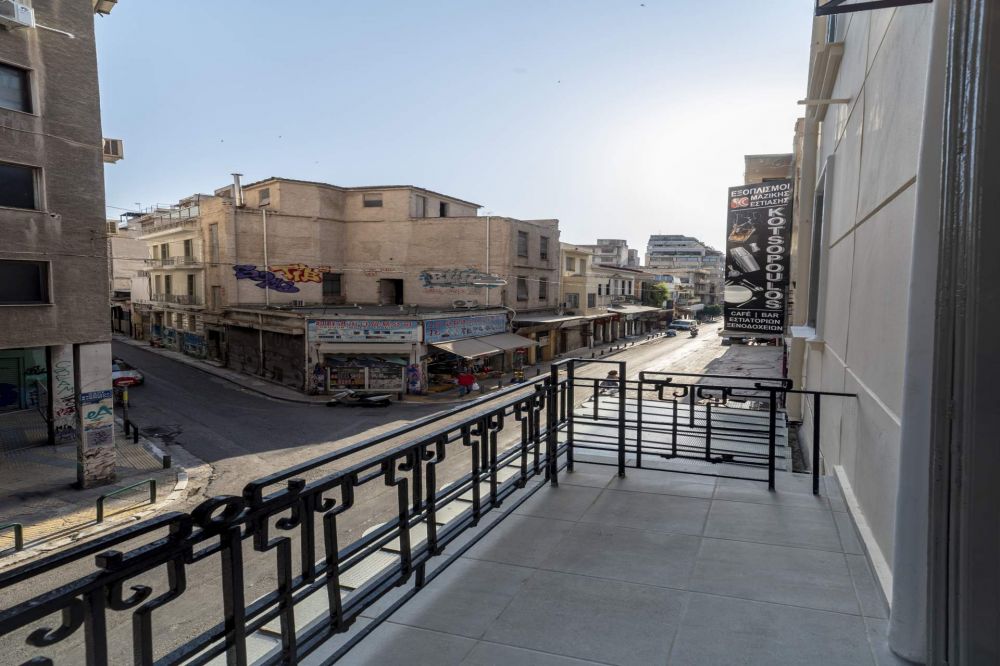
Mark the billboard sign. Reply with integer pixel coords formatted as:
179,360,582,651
424,314,507,343
723,179,793,335
308,319,420,343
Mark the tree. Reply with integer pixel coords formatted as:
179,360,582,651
644,282,670,308
702,304,722,318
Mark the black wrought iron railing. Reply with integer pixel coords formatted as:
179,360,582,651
0,359,855,665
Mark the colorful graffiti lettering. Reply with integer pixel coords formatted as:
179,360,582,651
268,263,331,284
85,405,113,421
88,426,113,447
233,265,300,293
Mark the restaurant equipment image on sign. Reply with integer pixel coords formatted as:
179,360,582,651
723,179,793,335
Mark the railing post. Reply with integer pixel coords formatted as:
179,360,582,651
547,365,559,487
768,389,777,490
689,383,696,428
567,361,575,471
705,401,712,462
617,361,626,477
672,399,678,458
593,378,599,420
636,379,643,468
812,393,822,495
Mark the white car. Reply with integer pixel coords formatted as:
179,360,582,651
112,359,144,387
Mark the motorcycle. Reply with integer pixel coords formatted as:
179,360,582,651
326,389,392,408
690,328,699,337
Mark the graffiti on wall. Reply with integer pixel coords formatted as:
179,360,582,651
80,389,114,452
419,268,506,290
52,356,77,442
234,263,337,293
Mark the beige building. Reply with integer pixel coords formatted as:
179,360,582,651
108,221,148,337
132,177,560,391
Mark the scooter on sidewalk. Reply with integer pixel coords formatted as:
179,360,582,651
326,389,392,408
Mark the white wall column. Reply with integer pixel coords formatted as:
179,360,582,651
74,342,115,488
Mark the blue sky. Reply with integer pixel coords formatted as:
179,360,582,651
96,0,810,253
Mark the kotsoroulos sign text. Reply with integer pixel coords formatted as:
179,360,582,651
723,179,793,335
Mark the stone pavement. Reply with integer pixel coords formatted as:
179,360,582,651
113,331,674,407
0,423,206,566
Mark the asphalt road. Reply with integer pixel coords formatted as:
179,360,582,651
4,327,729,664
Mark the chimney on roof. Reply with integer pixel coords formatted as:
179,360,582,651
231,173,245,208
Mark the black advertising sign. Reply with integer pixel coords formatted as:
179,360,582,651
724,179,793,335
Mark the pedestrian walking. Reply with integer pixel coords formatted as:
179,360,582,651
599,370,620,395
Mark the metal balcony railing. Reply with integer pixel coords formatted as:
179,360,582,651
144,258,175,267
150,294,202,306
145,257,202,268
0,360,855,665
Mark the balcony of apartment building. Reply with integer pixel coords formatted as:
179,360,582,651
150,293,203,307
0,359,887,666
145,255,204,269
136,205,201,239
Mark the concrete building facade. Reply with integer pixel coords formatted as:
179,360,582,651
0,1,119,487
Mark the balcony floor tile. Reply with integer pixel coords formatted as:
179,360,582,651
461,640,606,665
579,487,711,535
703,499,841,551
689,538,860,614
338,623,476,666
464,514,576,568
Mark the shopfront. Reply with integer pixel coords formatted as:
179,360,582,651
423,314,535,390
307,318,420,395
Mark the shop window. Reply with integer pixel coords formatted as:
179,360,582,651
538,277,548,300
517,231,528,258
0,162,38,210
0,260,49,304
516,277,528,301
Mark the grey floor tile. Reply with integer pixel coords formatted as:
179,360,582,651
513,484,603,521
558,463,617,488
669,593,874,666
464,514,575,568
848,554,889,619
298,617,374,666
606,467,717,499
689,538,859,614
545,522,701,589
388,558,534,639
485,569,687,666
338,623,477,665
704,499,841,551
462,641,604,665
835,510,864,554
714,476,829,509
579,489,711,536
865,618,920,666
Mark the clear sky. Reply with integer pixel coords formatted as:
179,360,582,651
96,0,811,254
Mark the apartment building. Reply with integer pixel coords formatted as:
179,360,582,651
787,2,1000,662
108,221,147,337
132,177,559,390
0,1,120,487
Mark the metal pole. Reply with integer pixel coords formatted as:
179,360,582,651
768,389,777,490
812,393,822,495
262,207,270,307
617,361,626,477
567,360,575,471
636,378,643,468
705,401,712,462
547,365,559,486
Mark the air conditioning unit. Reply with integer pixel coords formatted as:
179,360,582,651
102,138,124,163
0,1,34,29
452,299,480,309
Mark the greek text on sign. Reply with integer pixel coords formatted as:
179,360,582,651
308,319,420,343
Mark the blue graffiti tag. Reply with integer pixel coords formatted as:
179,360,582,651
233,265,300,293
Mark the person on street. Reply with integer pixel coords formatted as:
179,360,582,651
599,370,620,395
457,370,476,396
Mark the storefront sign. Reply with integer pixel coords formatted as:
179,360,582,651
424,314,507,343
308,319,420,343
723,179,793,334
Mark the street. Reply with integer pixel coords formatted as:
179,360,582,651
4,327,729,664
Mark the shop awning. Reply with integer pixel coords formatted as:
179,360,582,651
430,338,504,359
477,333,538,351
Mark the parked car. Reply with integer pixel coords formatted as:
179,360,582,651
112,359,144,387
669,319,698,332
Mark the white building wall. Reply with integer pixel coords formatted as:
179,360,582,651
801,5,934,580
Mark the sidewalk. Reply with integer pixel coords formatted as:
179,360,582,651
114,331,672,407
0,423,208,567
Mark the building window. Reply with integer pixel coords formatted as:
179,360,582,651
160,243,169,259
516,277,528,301
0,162,38,209
209,224,219,263
211,285,221,310
323,272,344,304
565,257,575,272
538,277,548,300
187,274,195,296
258,188,270,207
0,260,48,304
587,293,596,308
598,284,603,296
0,63,31,113
363,193,383,208
808,165,830,328
517,231,529,258
154,275,162,296
164,275,172,295
439,202,449,217
415,195,426,218
540,236,549,260
183,239,193,258
565,292,579,309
